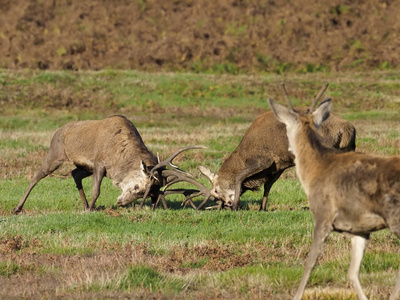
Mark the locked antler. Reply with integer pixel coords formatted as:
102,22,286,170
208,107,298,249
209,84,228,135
140,146,214,209
160,169,214,209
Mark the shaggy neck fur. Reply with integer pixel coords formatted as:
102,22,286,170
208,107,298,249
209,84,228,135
292,121,337,195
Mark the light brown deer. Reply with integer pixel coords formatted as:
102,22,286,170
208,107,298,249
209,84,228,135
269,84,400,300
14,115,205,213
199,84,356,210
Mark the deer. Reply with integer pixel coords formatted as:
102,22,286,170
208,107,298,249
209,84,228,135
14,115,207,213
199,85,356,211
268,83,400,300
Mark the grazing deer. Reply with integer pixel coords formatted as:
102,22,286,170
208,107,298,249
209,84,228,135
14,115,204,213
199,86,356,210
269,83,400,300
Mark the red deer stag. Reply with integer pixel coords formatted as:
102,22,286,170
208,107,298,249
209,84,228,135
14,115,205,213
269,84,400,300
199,84,356,210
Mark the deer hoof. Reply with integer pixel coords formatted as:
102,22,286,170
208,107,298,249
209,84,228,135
12,208,22,215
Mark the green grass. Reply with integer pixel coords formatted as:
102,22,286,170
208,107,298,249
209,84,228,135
116,265,185,292
1,69,400,299
0,261,21,277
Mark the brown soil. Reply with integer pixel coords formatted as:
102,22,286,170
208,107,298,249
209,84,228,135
0,0,399,72
0,234,396,299
0,235,287,299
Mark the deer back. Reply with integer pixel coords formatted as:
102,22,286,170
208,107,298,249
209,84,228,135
62,115,158,180
216,109,355,183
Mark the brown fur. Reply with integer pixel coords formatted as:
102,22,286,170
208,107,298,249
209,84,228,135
14,115,159,213
201,108,356,210
269,98,400,300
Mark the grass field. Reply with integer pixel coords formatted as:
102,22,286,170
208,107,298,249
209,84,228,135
1,69,400,299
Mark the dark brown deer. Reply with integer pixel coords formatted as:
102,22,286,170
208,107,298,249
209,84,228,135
14,115,205,213
199,84,356,210
269,84,400,300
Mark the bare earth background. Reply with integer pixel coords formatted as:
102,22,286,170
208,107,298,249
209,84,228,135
0,0,399,72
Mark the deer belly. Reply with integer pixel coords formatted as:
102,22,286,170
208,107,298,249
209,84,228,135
333,212,387,234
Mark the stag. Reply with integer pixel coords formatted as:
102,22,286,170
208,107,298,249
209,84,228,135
269,84,400,300
14,115,207,213
199,84,356,210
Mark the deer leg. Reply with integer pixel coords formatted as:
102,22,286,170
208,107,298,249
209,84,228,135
88,165,106,211
293,222,332,300
390,266,400,300
71,168,92,210
348,234,369,300
233,165,274,210
14,155,65,214
386,219,400,300
260,170,284,211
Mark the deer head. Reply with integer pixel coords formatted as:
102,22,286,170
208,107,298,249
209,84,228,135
117,160,157,206
268,83,331,157
198,166,235,207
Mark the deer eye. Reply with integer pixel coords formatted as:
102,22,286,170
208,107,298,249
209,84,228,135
214,189,219,195
134,184,140,191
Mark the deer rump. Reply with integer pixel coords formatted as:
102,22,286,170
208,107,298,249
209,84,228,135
200,109,356,210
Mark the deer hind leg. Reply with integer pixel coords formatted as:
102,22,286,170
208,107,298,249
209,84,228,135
14,151,65,214
348,234,370,300
389,229,400,300
71,168,92,210
293,222,332,300
385,214,400,300
88,165,106,211
390,266,400,300
260,170,284,211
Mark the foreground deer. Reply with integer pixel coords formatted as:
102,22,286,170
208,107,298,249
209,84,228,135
14,115,204,213
269,84,400,300
199,86,356,210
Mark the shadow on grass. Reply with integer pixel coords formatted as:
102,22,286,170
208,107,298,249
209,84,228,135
102,197,224,211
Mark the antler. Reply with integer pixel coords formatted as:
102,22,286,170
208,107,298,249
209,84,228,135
141,145,206,205
140,146,214,210
310,83,329,112
160,169,215,209
150,146,206,178
280,82,295,112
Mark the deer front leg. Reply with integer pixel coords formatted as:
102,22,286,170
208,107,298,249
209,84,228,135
348,234,369,300
88,165,106,211
293,222,332,300
71,168,92,210
260,170,284,211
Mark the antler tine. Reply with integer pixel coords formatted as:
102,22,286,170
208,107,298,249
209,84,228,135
310,83,329,112
150,146,206,177
140,177,157,208
161,169,214,209
280,82,295,112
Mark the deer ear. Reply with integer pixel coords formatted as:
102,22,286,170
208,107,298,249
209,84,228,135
198,166,215,182
313,98,332,128
268,99,297,127
140,160,149,175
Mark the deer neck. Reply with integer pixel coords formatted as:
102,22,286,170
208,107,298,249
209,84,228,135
290,124,329,195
